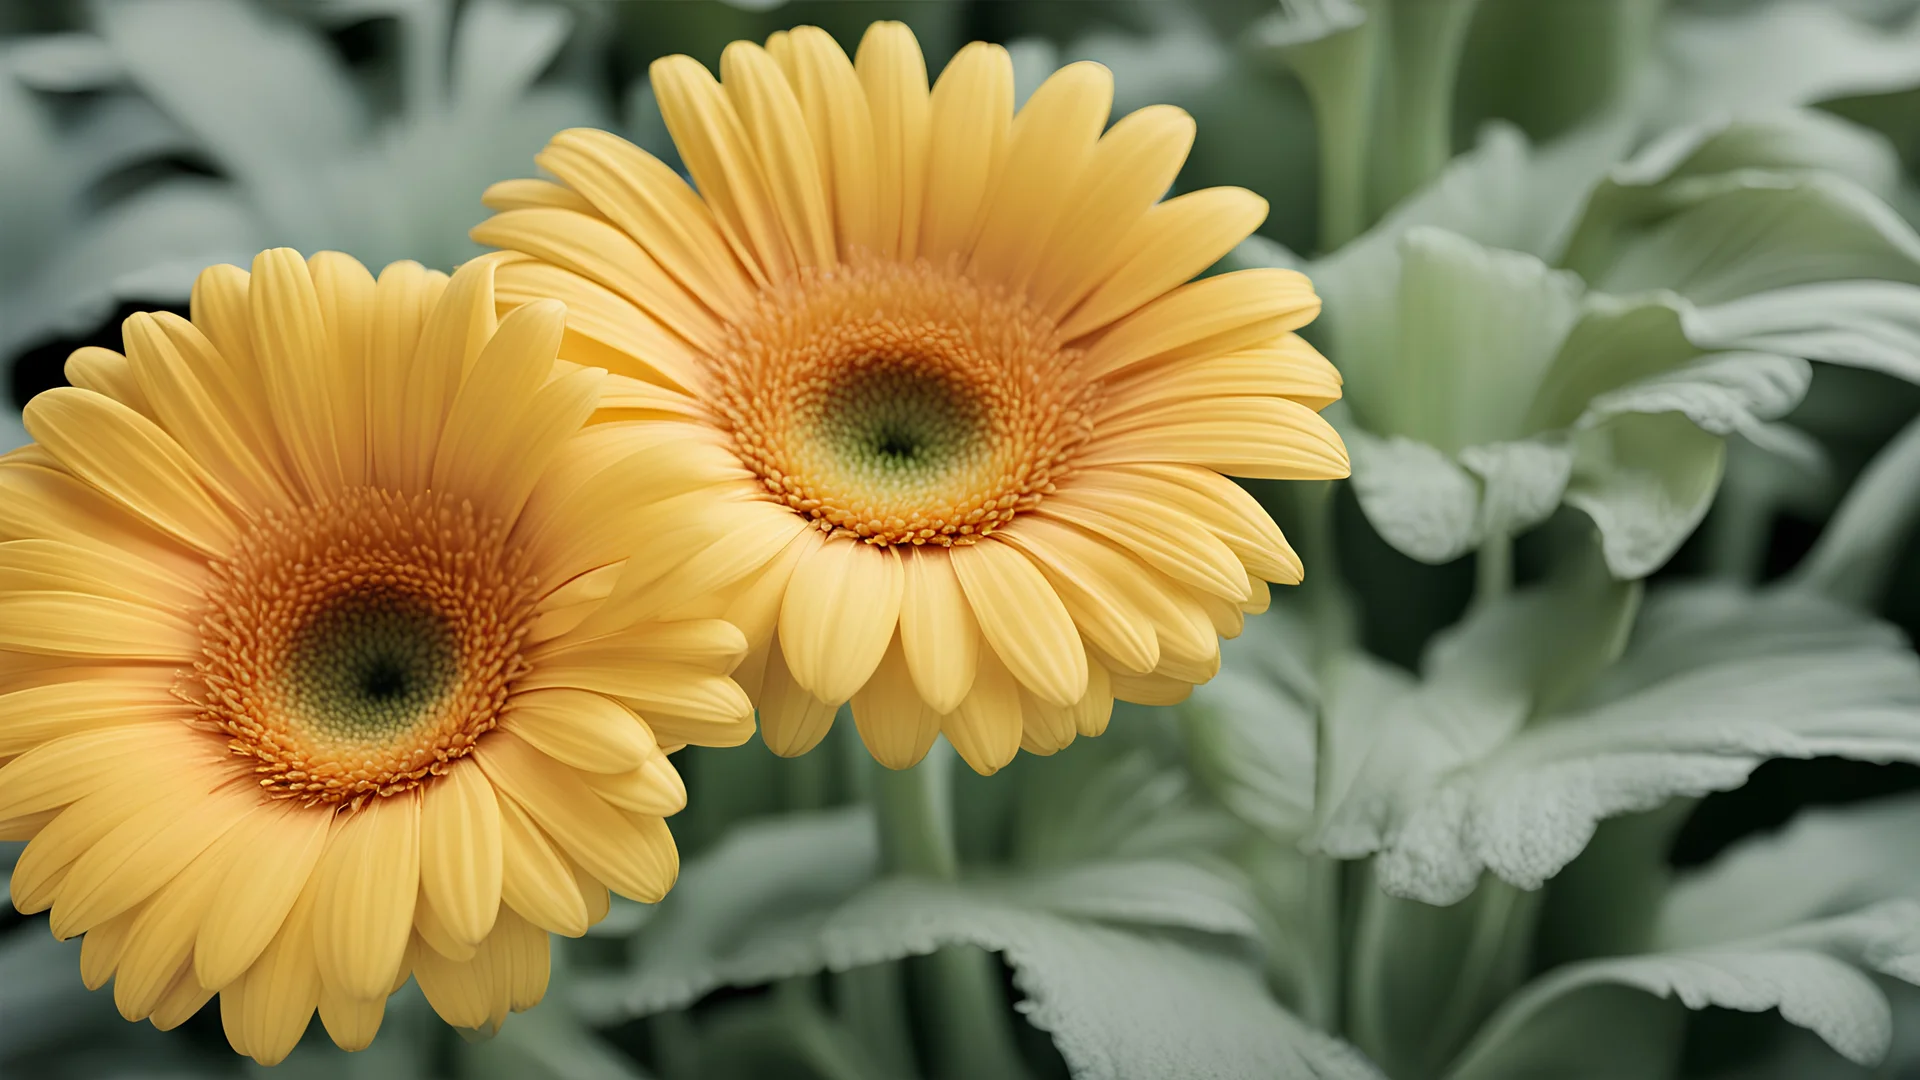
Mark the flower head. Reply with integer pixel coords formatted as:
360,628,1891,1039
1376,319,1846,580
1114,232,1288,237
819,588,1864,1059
474,22,1348,774
0,249,753,1063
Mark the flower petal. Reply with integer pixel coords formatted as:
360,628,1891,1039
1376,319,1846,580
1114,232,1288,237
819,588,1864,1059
950,538,1087,708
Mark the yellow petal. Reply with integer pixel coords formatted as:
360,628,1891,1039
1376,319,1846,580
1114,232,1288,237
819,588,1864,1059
651,53,794,284
500,688,657,774
949,538,1087,708
222,877,322,1066
968,61,1112,289
1059,187,1271,341
1037,486,1251,601
1030,104,1196,319
721,41,836,267
22,388,237,555
0,591,196,661
312,792,420,1000
534,127,754,317
248,248,347,495
943,647,1022,776
366,260,451,490
918,41,1013,260
307,250,375,487
392,255,500,491
997,518,1159,676
850,634,943,769
492,256,708,392
318,985,387,1052
756,633,839,757
783,27,878,259
475,730,679,902
195,803,331,988
1099,335,1344,419
419,762,504,948
778,537,903,704
11,772,186,915
0,460,202,581
497,791,590,937
113,807,254,1020
433,299,604,522
0,657,186,757
124,312,290,509
189,262,258,377
1076,395,1350,481
1077,269,1320,378
854,20,930,260
481,176,605,217
1077,463,1302,585
1109,669,1194,707
65,346,152,417
0,723,205,833
415,886,478,961
898,547,978,714
473,208,723,353
148,968,216,1031
584,754,687,817
80,907,136,990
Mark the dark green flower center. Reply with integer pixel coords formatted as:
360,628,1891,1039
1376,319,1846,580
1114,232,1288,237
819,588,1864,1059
284,587,460,742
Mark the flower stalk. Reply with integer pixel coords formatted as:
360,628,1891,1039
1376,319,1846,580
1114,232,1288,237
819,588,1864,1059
872,749,1033,1080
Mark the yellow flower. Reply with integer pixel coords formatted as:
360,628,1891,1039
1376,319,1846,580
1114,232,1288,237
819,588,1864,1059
474,22,1348,775
0,250,753,1063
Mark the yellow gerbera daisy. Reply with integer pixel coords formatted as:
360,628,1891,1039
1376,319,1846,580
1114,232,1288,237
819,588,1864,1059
473,22,1347,775
0,250,753,1063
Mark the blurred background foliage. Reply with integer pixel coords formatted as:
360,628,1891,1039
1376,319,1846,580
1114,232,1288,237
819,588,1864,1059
8,0,1920,1077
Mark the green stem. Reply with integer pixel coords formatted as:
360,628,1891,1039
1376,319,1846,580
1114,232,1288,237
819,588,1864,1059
871,750,1031,1080
1276,8,1382,252
1475,531,1512,609
1374,0,1483,213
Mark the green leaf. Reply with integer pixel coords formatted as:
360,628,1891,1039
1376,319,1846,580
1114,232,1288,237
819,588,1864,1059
1344,428,1483,564
1451,902,1920,1073
1184,605,1321,842
1315,583,1920,904
1789,413,1920,605
1341,227,1583,451
1650,2,1920,126
1683,280,1920,385
1584,175,1920,305
577,810,1366,1080
1658,793,1920,948
1565,411,1725,579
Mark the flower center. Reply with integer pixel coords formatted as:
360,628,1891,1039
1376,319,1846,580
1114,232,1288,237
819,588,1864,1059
194,488,538,807
711,257,1099,546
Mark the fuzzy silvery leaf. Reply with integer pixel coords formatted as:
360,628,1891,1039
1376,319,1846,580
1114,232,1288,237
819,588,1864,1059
1313,577,1920,905
1648,0,1920,128
1791,413,1920,605
1183,604,1321,842
1452,902,1920,1075
1661,794,1920,948
1319,221,1806,574
576,809,1372,1080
